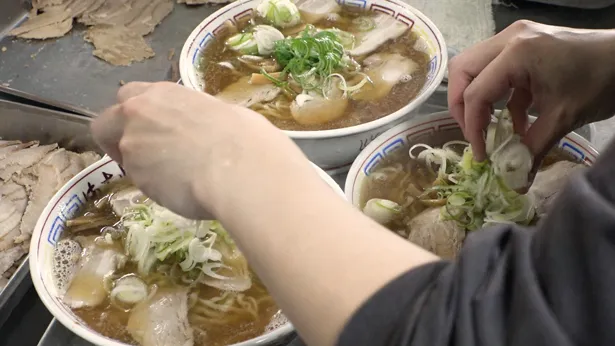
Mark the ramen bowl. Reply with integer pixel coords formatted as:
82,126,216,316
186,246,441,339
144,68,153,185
345,110,599,207
30,155,345,346
180,0,448,174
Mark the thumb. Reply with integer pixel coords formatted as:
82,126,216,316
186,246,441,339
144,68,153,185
520,112,565,189
506,88,532,135
523,112,564,160
91,104,126,165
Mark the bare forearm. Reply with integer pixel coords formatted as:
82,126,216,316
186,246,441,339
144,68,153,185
199,127,438,345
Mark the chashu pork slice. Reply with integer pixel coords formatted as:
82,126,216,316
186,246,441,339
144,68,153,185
84,25,155,66
0,141,37,162
77,151,102,167
127,287,194,346
407,208,466,260
110,185,147,216
0,227,21,252
32,0,70,11
349,14,409,57
0,143,57,181
0,181,28,214
529,160,586,218
17,17,74,40
0,199,22,241
15,149,101,243
351,53,418,101
63,242,125,309
216,76,280,108
78,0,153,26
0,246,26,277
9,6,74,38
10,0,104,39
59,151,101,182
0,182,28,251
126,0,175,36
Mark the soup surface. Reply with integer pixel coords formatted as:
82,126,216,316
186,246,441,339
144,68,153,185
52,180,282,346
198,0,431,131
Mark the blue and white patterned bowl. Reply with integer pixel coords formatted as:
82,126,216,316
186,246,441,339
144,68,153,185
344,110,599,207
30,156,345,346
179,0,448,174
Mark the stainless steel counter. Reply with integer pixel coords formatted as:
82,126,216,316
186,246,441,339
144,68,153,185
0,1,222,113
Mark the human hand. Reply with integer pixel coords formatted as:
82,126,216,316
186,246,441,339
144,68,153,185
91,83,439,346
91,82,291,219
448,20,615,167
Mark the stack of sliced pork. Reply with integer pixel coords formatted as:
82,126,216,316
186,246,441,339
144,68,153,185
0,140,100,289
10,0,232,66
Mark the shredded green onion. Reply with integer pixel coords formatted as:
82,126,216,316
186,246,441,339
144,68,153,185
411,110,536,231
265,25,351,94
122,203,234,277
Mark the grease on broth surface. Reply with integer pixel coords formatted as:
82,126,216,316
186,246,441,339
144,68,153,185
55,180,280,346
360,129,578,237
198,7,431,131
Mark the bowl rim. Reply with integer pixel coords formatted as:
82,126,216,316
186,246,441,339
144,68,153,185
30,156,344,346
344,110,601,203
179,0,448,139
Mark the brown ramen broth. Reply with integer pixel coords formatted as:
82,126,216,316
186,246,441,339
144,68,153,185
360,129,578,238
198,4,431,131
53,180,281,346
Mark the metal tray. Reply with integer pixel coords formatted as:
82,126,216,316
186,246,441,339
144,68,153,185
0,85,96,118
0,98,102,327
0,258,30,328
0,1,223,113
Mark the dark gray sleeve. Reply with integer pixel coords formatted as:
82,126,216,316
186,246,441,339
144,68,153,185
338,139,615,346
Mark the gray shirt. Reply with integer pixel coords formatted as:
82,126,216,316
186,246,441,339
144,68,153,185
339,138,615,346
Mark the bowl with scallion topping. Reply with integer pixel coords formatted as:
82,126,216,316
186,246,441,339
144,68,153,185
345,110,598,260
31,155,345,346
180,0,447,174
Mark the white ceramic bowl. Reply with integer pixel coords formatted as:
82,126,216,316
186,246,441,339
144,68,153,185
179,0,448,174
345,110,599,206
30,156,345,346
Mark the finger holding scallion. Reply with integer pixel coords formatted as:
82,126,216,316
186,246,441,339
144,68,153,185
364,109,538,234
413,109,536,230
